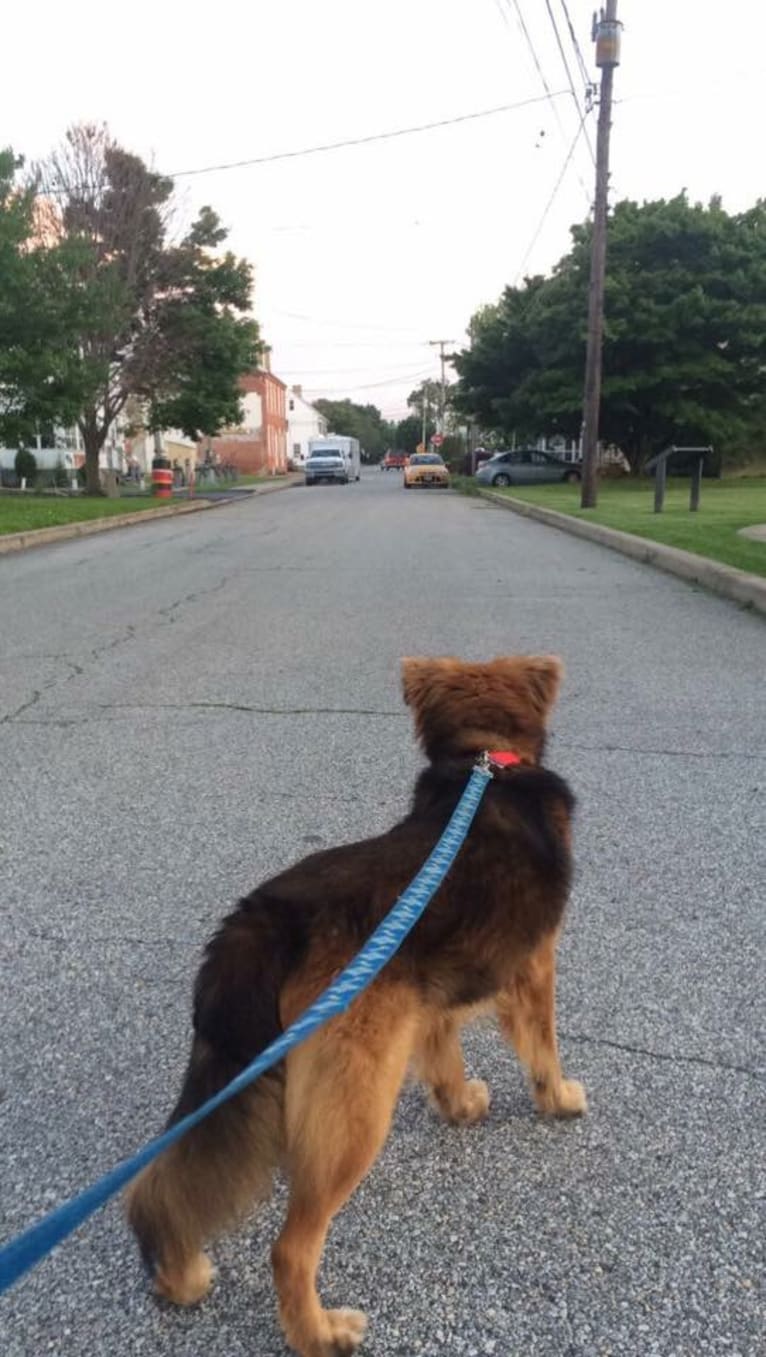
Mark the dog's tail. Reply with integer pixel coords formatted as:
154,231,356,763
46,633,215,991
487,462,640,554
125,1037,283,1304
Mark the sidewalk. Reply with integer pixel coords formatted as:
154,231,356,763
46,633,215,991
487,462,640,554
479,488,766,616
0,477,301,557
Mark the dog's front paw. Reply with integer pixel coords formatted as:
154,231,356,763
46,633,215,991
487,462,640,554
317,1307,368,1355
534,1075,587,1117
154,1251,213,1306
441,1077,491,1125
558,1078,587,1116
540,1078,587,1118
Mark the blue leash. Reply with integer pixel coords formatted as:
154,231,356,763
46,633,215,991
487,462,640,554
0,763,492,1295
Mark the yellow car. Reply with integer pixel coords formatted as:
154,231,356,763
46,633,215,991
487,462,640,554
403,453,450,489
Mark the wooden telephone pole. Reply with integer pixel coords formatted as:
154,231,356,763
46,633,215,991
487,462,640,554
580,0,622,509
429,339,454,437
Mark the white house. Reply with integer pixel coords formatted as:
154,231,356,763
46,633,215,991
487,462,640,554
286,385,328,468
1,417,198,486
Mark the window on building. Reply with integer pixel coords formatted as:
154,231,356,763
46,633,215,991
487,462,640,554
293,443,301,456
289,399,294,411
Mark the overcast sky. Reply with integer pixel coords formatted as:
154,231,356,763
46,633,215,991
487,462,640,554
5,1,766,419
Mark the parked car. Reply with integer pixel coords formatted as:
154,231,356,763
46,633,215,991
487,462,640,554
304,449,349,485
475,449,581,487
403,453,450,489
461,448,493,475
381,451,408,470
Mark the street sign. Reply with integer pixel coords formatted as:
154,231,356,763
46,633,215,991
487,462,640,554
432,433,444,447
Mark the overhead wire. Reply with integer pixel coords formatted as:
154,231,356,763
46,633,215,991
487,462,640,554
513,112,589,286
284,340,431,350
543,0,595,164
303,368,435,394
281,362,434,375
169,92,569,179
270,309,425,336
558,0,592,88
501,0,592,204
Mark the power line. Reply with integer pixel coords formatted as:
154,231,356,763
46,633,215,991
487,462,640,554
170,92,569,179
270,309,426,336
544,0,596,164
281,361,433,375
303,368,435,394
559,0,592,88
513,113,589,285
505,0,562,111
283,340,430,350
493,0,514,34
502,0,592,202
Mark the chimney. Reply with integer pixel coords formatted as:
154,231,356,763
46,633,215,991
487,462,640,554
262,345,272,374
292,384,303,399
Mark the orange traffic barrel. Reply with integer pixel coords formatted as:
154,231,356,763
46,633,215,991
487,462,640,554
151,457,173,498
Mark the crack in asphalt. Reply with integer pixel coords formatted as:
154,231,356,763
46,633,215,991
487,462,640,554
156,574,230,623
1,688,43,724
9,928,200,950
1,573,234,722
91,624,136,658
561,1029,764,1082
0,658,84,725
146,701,403,717
2,702,405,725
2,699,406,725
552,739,763,760
4,708,760,749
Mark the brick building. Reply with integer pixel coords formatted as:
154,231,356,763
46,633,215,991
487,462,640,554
203,361,288,475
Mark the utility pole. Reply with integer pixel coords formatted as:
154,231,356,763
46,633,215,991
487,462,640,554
429,339,454,437
580,1,622,509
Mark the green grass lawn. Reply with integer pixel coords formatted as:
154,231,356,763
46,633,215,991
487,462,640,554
487,477,766,577
0,493,172,536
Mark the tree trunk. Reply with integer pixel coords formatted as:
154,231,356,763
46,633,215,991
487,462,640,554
624,436,648,476
81,418,105,495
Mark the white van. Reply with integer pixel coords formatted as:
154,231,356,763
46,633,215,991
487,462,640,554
307,435,361,482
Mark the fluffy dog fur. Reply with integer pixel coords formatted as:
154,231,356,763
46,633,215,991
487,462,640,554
126,654,585,1356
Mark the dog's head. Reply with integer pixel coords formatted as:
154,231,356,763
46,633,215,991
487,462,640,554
401,654,563,764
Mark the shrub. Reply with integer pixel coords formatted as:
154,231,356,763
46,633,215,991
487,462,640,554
14,448,37,486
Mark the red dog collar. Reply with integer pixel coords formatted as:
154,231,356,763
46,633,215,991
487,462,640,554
486,750,522,769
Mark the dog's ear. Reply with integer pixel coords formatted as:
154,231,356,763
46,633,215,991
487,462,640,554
401,657,443,710
518,655,564,716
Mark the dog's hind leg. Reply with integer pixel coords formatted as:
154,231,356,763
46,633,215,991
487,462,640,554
412,1013,490,1125
125,1039,283,1306
496,932,586,1117
273,983,416,1357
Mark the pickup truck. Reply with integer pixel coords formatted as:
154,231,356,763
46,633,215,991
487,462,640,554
381,451,409,470
305,449,349,486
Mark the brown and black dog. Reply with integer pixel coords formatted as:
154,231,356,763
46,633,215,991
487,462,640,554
126,654,585,1356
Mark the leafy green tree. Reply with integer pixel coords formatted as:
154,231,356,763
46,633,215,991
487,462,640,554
0,149,88,449
36,125,260,492
453,194,766,472
313,398,393,460
394,415,423,455
406,379,441,422
406,377,464,441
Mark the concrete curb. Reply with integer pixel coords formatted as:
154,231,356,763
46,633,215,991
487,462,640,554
0,477,300,557
478,489,766,617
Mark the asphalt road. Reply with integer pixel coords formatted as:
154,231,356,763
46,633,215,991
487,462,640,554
1,472,763,1357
